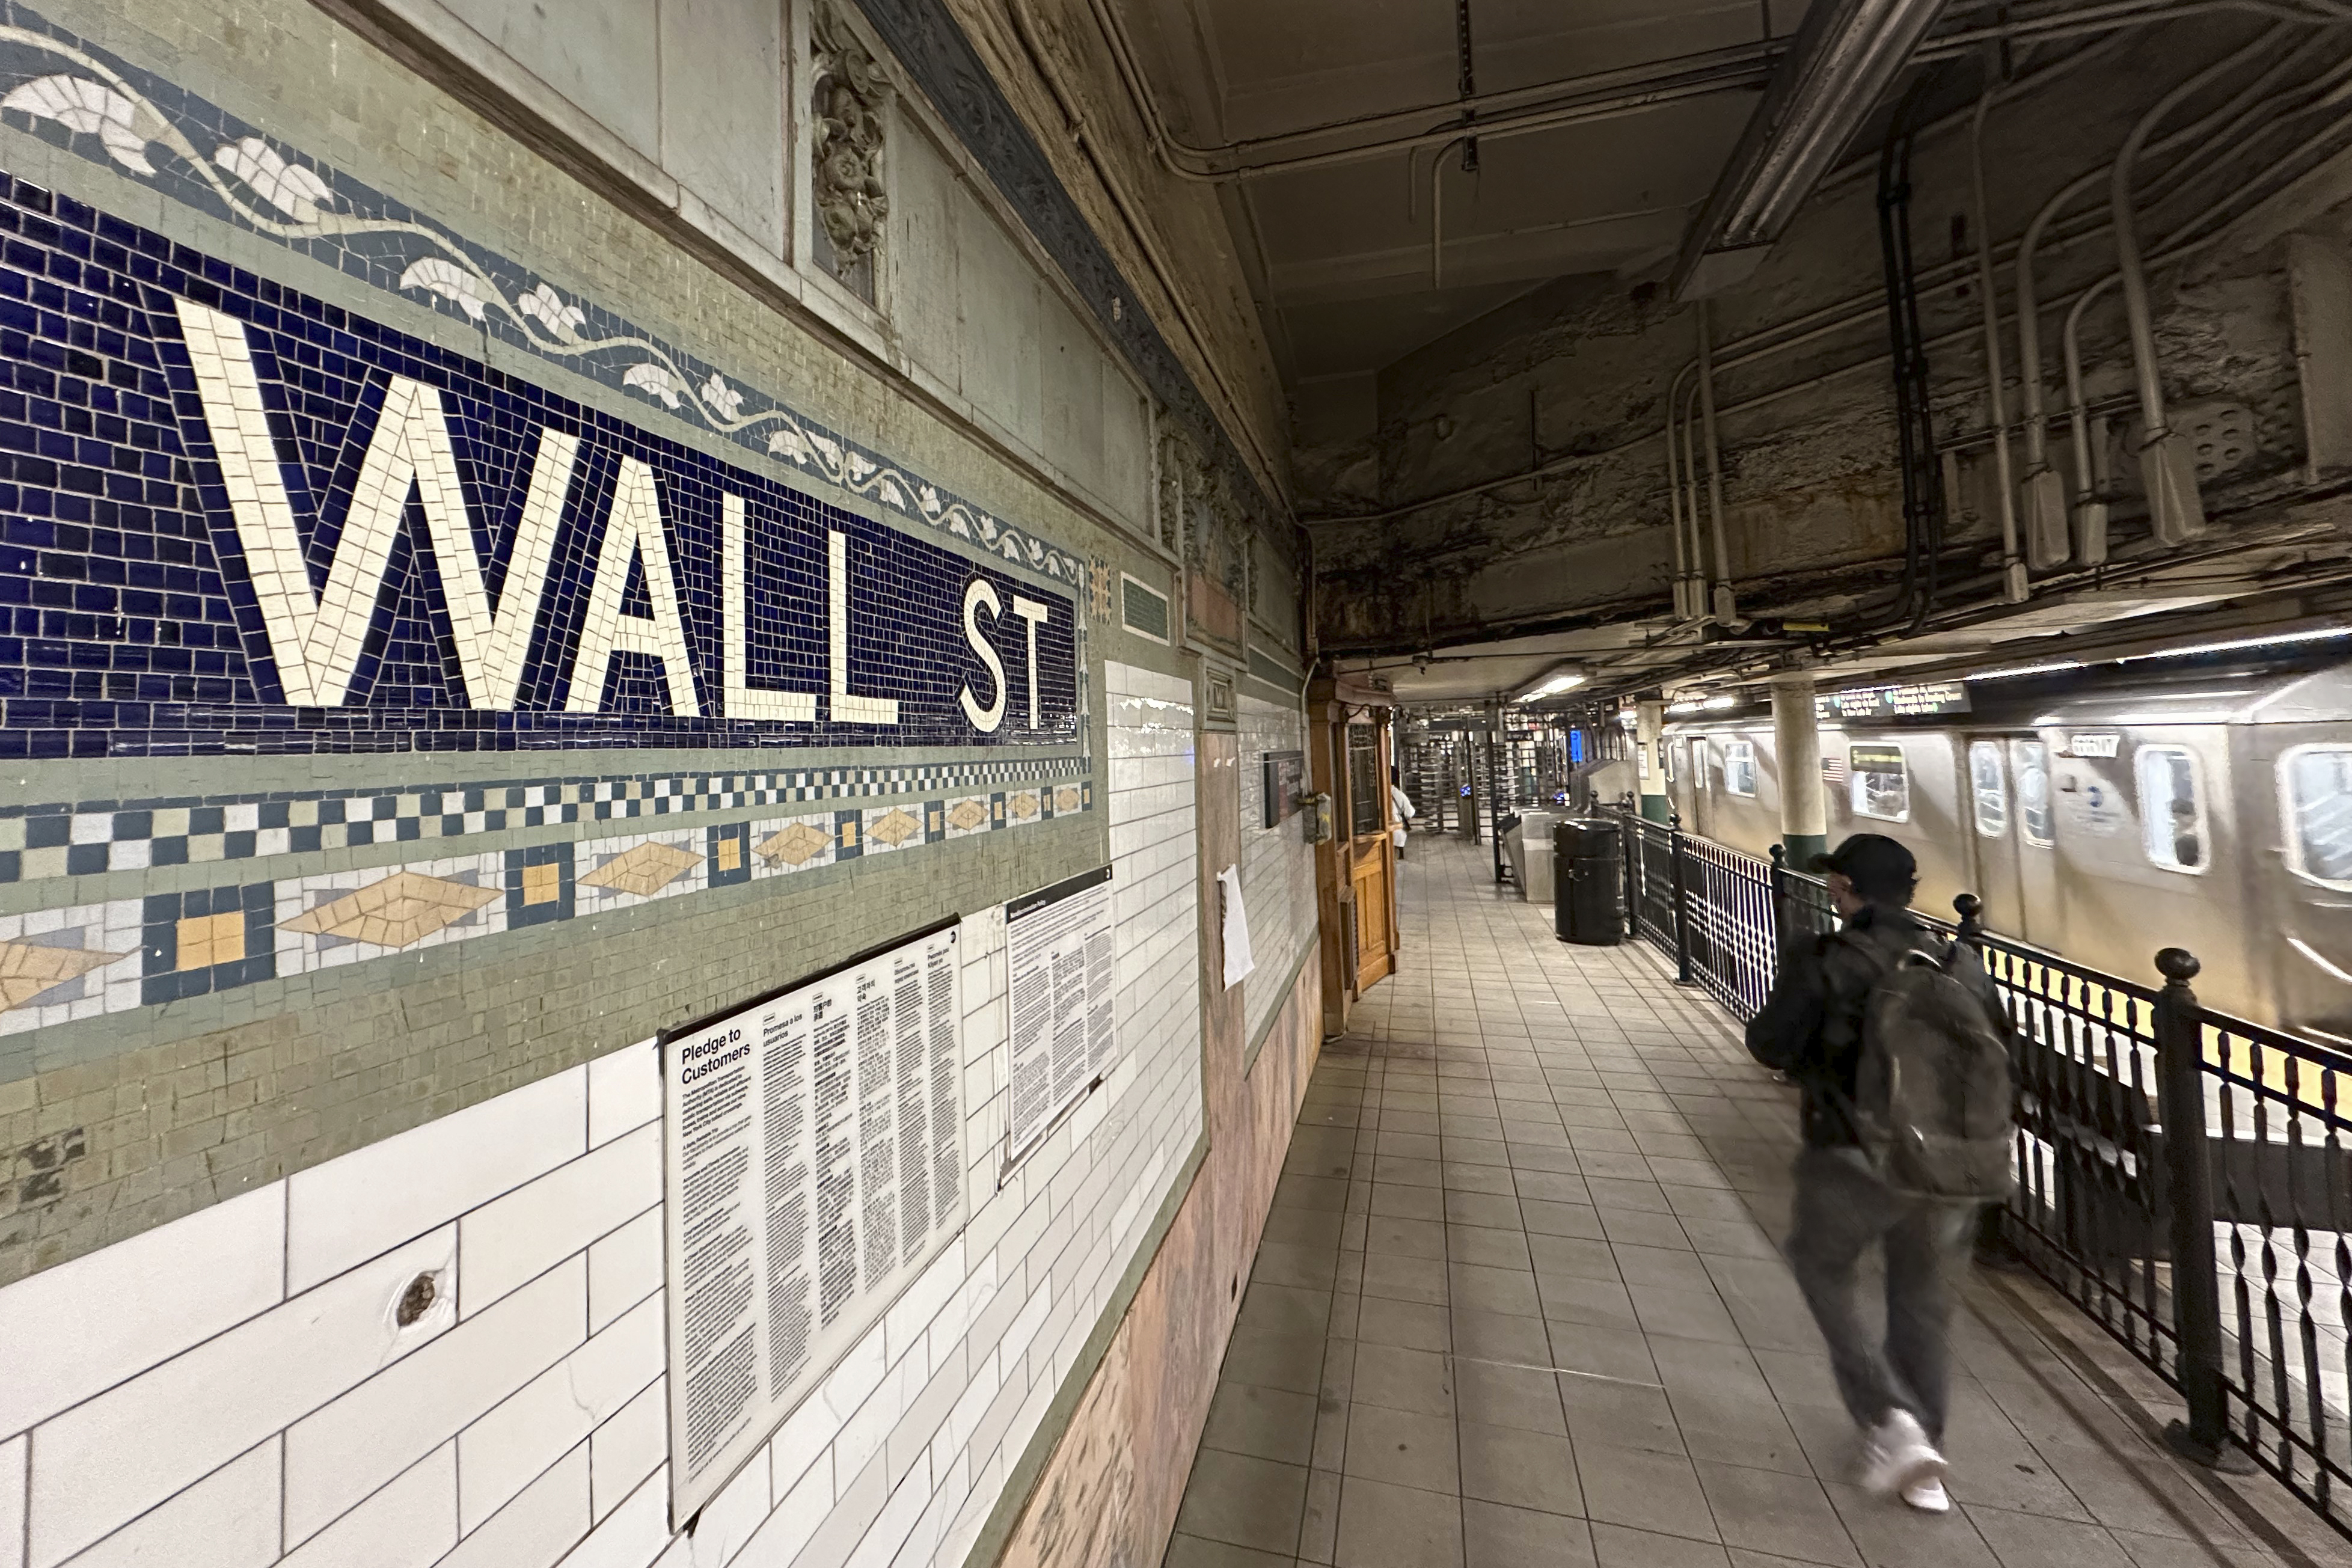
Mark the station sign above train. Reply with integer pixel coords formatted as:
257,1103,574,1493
1815,682,1973,720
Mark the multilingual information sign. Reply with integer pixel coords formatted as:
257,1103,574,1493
660,923,964,1522
1005,868,1116,1162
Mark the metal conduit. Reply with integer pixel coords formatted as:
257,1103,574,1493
1303,74,2352,534
1969,72,2027,602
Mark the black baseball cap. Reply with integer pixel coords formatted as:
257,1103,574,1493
1809,833,1917,900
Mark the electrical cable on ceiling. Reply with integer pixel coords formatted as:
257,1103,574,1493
1457,0,1480,173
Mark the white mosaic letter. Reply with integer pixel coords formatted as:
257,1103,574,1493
721,494,818,721
567,458,703,717
827,530,899,725
1011,595,1051,730
174,299,579,709
959,578,1006,733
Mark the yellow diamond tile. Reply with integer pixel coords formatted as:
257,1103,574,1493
869,808,920,847
579,842,700,898
1008,791,1040,820
284,870,502,949
0,941,126,1011
756,822,831,867
947,799,988,831
1055,786,1082,813
176,911,245,970
521,862,562,906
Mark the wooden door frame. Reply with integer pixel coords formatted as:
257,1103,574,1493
1309,678,1398,1037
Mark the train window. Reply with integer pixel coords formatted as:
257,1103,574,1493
1850,744,1909,822
1723,740,1757,797
2283,746,2352,887
1968,742,2007,838
2135,746,2207,873
2011,740,2054,846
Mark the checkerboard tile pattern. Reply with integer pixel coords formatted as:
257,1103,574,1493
0,758,1085,884
0,774,1090,1037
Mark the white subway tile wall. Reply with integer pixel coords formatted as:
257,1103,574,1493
1237,693,1315,1048
0,663,1227,1568
59,1440,280,1568
1,1434,25,1568
0,1182,285,1437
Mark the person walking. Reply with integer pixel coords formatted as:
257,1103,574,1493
1744,834,2017,1513
1389,768,1417,860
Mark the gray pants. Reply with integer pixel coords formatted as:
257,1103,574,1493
1785,1146,1977,1442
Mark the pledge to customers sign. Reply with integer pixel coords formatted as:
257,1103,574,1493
659,923,964,1522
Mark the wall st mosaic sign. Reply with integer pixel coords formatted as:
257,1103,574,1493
0,224,1077,756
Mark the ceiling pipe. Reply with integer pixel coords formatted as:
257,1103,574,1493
1968,66,2028,602
1664,363,1695,620
1306,78,2352,533
2111,47,2259,546
2060,99,2352,556
1695,303,1738,623
1680,375,1710,610
1671,0,1952,301
2014,26,2299,569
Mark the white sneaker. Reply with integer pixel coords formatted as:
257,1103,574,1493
1860,1409,1947,1497
1900,1477,1950,1513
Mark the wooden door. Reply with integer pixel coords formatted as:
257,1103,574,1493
1352,839,1394,987
1309,686,1400,1035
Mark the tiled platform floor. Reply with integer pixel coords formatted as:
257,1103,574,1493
1165,835,2350,1568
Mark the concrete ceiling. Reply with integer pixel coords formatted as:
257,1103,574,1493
1126,0,1810,384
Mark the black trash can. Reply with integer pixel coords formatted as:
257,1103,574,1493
1554,819,1624,945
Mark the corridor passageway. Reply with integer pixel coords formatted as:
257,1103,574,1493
1166,837,2338,1568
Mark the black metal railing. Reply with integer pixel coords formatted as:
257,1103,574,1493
1605,807,2352,1539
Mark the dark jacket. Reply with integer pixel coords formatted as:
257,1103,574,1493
1744,904,1961,1148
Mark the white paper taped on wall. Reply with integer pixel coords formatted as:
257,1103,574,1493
1005,866,1115,1163
659,922,964,1524
1219,863,1254,989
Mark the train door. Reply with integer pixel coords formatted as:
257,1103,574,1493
1964,734,2059,945
2258,731,2352,1039
1684,736,1711,838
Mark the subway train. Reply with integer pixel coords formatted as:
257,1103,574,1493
1657,637,2352,1041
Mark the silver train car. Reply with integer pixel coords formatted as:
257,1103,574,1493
1660,651,2352,1042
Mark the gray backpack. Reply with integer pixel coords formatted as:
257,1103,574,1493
1844,933,2017,1201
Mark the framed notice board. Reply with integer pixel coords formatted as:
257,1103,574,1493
657,920,964,1524
1263,750,1306,828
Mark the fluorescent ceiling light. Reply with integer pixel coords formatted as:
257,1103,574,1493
1703,693,1738,709
2124,626,2352,661
1668,700,1704,714
1670,0,1947,298
1966,660,2086,681
1513,664,1590,703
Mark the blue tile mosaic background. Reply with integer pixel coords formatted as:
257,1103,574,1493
0,174,1081,758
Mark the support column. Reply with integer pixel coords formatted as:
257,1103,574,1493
1771,673,1828,867
1636,700,1668,822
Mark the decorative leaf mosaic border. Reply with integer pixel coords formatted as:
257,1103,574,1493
0,2,1089,588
